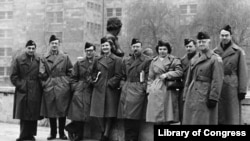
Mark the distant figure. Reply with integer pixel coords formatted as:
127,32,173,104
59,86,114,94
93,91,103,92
39,35,73,140
10,40,42,141
142,48,154,58
214,25,248,125
105,17,125,57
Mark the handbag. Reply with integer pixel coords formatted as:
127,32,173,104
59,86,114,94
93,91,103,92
166,78,184,90
165,57,184,90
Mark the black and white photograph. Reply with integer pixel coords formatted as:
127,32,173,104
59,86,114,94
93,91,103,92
0,0,250,141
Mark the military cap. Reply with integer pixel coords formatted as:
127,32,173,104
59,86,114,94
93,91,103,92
184,38,196,46
221,25,232,34
49,35,59,43
197,31,210,40
131,38,141,45
85,42,94,49
26,40,36,47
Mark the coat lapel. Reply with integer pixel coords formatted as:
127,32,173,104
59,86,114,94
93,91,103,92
214,44,236,59
26,54,40,74
128,54,143,73
98,56,108,68
190,51,211,71
51,52,65,71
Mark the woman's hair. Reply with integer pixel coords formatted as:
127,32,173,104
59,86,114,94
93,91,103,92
155,40,172,54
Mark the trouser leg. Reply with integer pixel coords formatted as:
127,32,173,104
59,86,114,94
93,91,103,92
59,117,66,136
124,119,140,141
49,118,57,136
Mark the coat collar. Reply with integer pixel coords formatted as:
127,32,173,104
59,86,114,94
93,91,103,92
128,53,146,72
98,53,116,68
190,50,212,70
214,43,236,59
44,51,66,70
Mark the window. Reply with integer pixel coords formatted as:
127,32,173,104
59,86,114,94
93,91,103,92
47,0,63,4
116,8,122,16
6,48,12,56
0,11,13,20
180,5,188,14
46,11,63,23
0,67,4,76
190,4,197,14
0,29,13,38
0,48,4,56
0,47,12,56
107,8,113,17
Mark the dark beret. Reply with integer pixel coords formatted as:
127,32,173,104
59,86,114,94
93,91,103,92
184,38,196,46
49,35,59,43
197,32,210,40
25,40,36,47
131,38,141,45
85,42,94,49
221,25,232,34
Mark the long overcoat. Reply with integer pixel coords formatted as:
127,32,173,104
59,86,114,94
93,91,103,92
146,55,183,123
182,50,224,125
67,58,94,121
10,53,42,120
117,54,152,120
39,51,73,118
214,43,248,124
90,53,123,118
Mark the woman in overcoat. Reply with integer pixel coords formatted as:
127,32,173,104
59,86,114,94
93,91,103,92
90,37,122,141
146,40,183,124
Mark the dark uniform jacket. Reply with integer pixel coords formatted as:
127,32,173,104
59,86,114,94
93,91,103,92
10,52,42,120
214,42,248,124
39,51,73,117
118,53,152,119
183,50,224,125
90,53,123,117
67,57,95,121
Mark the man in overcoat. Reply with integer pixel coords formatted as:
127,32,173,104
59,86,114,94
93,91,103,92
66,42,96,141
118,38,152,141
182,32,224,125
39,35,73,140
214,25,248,124
180,38,197,122
10,40,42,141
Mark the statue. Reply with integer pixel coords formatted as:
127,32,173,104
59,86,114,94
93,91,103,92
105,17,125,57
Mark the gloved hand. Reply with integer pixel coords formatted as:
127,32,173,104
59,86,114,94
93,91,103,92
207,99,217,109
238,93,246,101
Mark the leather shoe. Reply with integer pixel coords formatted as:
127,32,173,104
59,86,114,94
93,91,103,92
59,135,68,140
47,135,56,140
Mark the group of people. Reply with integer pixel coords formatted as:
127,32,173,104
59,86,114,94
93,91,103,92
10,16,248,141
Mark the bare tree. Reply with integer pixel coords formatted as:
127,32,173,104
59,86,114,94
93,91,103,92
191,0,250,48
125,0,184,56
